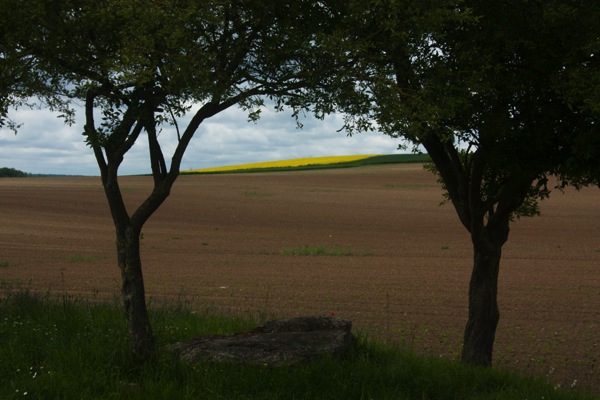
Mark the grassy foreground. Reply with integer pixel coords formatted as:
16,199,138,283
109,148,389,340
0,292,596,400
184,153,429,174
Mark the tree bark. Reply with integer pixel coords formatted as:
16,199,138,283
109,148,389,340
116,223,156,361
101,162,162,361
461,239,502,367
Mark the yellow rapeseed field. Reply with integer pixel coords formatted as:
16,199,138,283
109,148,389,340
186,154,378,173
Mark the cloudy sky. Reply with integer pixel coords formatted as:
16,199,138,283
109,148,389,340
1,103,409,176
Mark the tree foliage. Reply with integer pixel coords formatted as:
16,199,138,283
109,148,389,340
0,167,30,177
0,1,74,132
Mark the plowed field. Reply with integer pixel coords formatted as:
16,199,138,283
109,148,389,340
1,164,599,393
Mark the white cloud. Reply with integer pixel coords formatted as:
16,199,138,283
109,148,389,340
1,103,408,176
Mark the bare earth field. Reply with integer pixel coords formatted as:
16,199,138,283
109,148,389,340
1,164,599,393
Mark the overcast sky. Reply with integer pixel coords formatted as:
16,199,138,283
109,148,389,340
1,103,409,176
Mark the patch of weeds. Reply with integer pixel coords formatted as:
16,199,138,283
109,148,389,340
67,254,103,263
280,245,373,256
353,248,374,256
0,261,9,268
441,245,450,250
384,183,426,189
242,190,271,197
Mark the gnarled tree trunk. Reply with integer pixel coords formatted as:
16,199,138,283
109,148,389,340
116,223,155,360
461,240,502,366
99,162,170,361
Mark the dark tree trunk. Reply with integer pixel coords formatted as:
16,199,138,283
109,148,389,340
83,91,247,361
100,164,166,361
116,223,155,361
461,238,502,367
420,125,532,368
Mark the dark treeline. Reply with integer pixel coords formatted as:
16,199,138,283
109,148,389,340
0,167,30,177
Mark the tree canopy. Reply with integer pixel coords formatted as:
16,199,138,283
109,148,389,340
0,167,30,177
0,1,73,132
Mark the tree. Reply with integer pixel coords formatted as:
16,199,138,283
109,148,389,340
0,2,73,132
0,167,30,177
320,0,599,366
4,0,334,360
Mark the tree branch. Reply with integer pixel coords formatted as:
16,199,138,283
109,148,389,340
422,133,471,230
84,88,108,181
145,109,168,185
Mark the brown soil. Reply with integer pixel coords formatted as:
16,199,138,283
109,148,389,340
1,164,599,393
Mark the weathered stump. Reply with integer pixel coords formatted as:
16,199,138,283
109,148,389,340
169,316,353,367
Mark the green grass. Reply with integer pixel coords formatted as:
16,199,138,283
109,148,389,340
280,245,373,256
67,254,104,263
0,291,596,400
0,260,9,268
184,153,430,175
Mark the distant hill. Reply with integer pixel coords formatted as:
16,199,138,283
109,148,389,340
184,153,430,175
0,167,31,178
